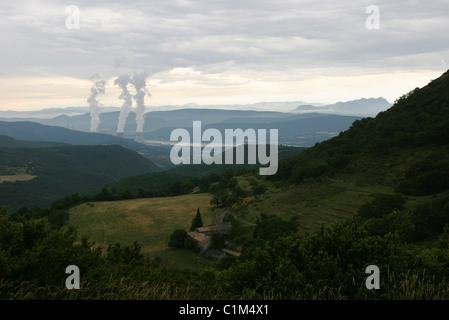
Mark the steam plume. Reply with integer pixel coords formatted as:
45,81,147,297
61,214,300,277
114,74,133,134
87,74,105,132
130,70,150,133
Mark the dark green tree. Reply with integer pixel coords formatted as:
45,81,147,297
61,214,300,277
210,195,220,208
168,229,188,249
190,208,203,231
357,194,405,219
252,213,298,242
47,209,69,230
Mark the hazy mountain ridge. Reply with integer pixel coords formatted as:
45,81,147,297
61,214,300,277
152,114,361,146
294,97,391,116
1,109,363,147
0,97,389,146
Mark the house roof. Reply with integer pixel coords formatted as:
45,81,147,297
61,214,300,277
194,222,232,236
222,249,241,257
188,231,211,243
196,226,218,233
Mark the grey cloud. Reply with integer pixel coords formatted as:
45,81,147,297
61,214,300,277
1,0,448,82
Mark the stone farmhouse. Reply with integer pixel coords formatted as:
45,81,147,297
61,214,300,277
187,222,234,254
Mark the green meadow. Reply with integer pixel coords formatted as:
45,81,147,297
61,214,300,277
69,193,219,255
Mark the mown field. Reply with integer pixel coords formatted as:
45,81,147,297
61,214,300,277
0,174,36,184
69,193,219,255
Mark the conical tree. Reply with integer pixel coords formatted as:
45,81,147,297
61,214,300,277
190,208,203,231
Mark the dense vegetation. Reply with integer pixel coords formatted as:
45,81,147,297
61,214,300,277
274,70,449,189
2,205,449,300
0,135,68,148
0,144,156,210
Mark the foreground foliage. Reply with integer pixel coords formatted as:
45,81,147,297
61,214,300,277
1,205,449,300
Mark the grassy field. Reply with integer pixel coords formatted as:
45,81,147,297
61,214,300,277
156,249,216,272
234,177,398,236
69,174,428,272
0,174,36,184
69,193,220,256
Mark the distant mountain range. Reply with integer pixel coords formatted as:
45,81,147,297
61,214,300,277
0,107,120,118
0,109,365,148
294,97,391,116
0,97,389,180
0,101,310,118
142,112,360,147
0,97,389,119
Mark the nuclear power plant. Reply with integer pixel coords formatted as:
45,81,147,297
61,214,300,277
87,70,150,143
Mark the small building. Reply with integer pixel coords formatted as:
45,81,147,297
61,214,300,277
195,225,218,235
187,231,211,252
189,222,234,252
195,222,232,235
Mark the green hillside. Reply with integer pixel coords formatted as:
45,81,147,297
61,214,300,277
275,70,449,188
0,135,68,148
0,144,157,211
164,144,304,177
265,69,449,243
0,120,173,169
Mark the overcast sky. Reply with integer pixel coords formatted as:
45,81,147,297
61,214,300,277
0,0,448,111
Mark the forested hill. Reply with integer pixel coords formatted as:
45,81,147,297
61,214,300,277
0,135,68,148
0,120,148,151
0,144,155,210
274,69,449,195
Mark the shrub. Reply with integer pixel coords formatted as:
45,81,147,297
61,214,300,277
168,229,188,249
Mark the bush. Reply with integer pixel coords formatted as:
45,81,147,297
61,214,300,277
252,184,267,195
184,236,198,251
252,214,298,242
168,229,188,249
220,221,427,298
357,194,405,219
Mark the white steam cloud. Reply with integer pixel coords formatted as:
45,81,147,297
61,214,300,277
89,70,150,140
87,74,106,132
130,70,150,133
114,74,133,134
